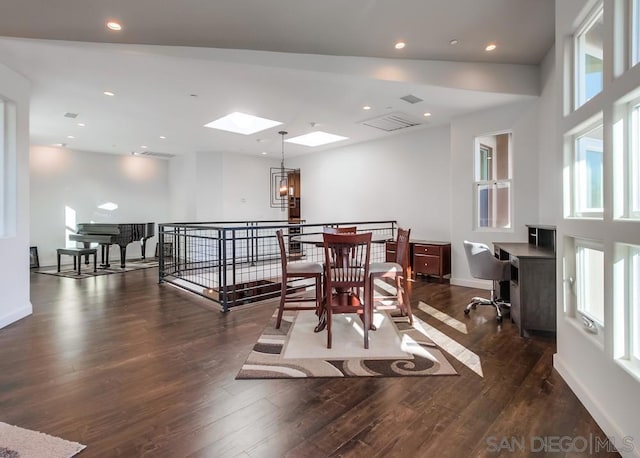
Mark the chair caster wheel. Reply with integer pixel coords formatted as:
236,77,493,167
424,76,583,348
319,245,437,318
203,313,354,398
497,316,503,323
471,304,477,310
464,309,470,315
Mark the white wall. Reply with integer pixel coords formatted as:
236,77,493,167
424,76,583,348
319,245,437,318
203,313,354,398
30,146,169,267
449,99,540,288
288,125,451,240
0,62,31,329
168,151,286,222
550,2,640,455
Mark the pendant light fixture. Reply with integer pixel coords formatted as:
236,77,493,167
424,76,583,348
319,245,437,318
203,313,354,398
278,130,288,198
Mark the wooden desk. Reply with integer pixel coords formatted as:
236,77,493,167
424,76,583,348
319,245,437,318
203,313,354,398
493,242,556,337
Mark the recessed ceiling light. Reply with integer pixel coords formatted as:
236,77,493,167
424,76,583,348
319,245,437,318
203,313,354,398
159,136,166,139
261,151,267,155
363,106,371,110
98,202,118,211
394,41,406,50
141,145,148,149
103,91,115,96
449,39,459,45
423,112,432,117
77,123,85,127
286,131,348,147
53,143,65,147
106,21,122,31
485,43,497,51
67,135,75,139
204,112,282,135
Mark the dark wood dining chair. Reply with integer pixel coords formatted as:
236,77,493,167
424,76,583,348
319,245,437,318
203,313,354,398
368,228,413,325
275,230,323,329
322,232,372,349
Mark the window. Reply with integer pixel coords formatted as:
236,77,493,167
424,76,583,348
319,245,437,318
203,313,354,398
568,122,604,218
575,3,604,108
0,99,4,236
576,240,605,327
474,132,512,230
614,243,640,369
633,0,640,67
631,101,640,217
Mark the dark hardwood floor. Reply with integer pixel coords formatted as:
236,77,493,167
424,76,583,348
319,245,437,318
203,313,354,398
0,269,617,457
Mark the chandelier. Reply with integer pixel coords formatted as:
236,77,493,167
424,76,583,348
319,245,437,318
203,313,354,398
269,130,295,209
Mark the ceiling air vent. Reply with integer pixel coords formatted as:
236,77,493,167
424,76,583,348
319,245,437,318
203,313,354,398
64,112,79,118
361,111,423,132
400,94,423,104
138,151,175,159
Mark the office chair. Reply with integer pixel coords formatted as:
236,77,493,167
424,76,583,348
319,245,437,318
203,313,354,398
463,240,510,322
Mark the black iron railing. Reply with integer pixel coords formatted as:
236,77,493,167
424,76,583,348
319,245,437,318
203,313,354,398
158,220,397,311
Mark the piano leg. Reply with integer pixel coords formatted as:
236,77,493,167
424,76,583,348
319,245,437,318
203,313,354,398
140,238,149,260
119,245,127,268
100,244,111,268
81,242,91,264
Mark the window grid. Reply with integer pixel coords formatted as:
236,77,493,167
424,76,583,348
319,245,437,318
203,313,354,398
473,133,512,231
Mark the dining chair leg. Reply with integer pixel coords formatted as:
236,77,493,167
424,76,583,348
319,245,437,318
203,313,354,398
275,278,287,329
315,274,322,316
364,301,370,349
326,309,332,349
402,275,414,326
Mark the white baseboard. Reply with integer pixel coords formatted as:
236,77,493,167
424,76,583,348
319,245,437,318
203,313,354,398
0,303,32,330
449,277,491,290
554,354,640,458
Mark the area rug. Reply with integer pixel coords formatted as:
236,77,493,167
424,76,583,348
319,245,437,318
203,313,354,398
236,309,457,379
0,422,85,457
35,258,158,279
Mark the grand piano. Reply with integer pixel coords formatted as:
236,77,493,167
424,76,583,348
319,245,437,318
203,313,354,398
69,222,155,268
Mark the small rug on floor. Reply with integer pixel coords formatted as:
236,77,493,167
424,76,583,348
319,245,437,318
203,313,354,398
35,258,158,279
0,422,85,457
236,309,458,379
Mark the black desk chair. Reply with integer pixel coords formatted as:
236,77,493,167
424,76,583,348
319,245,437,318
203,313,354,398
463,240,510,322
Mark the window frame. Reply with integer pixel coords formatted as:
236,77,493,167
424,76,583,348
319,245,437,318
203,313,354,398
575,238,605,329
574,2,604,110
473,132,513,232
567,120,604,219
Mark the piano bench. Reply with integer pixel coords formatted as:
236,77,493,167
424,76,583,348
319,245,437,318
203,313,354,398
57,248,97,275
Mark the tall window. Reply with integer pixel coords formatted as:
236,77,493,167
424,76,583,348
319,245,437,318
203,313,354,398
630,101,640,217
633,0,640,67
569,122,604,218
0,100,5,236
575,3,604,108
474,132,512,230
632,246,640,363
576,240,605,327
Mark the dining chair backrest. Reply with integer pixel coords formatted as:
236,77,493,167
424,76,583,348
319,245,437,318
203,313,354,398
323,226,357,234
396,227,411,273
323,232,371,290
276,229,288,271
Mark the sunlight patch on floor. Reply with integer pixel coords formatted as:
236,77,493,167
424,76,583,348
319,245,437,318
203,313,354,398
412,316,484,377
418,301,468,334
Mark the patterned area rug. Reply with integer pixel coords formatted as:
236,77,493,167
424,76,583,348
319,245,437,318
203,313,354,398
236,309,458,379
0,422,85,457
35,258,158,279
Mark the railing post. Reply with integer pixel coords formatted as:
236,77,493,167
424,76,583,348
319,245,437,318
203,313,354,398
158,224,165,284
221,229,229,312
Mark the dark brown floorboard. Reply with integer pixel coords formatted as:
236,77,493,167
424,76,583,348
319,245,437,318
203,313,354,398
0,270,617,456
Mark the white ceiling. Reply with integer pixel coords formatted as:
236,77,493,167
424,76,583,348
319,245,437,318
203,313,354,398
0,0,555,158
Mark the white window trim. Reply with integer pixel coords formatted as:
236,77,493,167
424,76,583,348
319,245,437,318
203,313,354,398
567,120,604,219
632,0,640,67
574,2,604,109
473,132,513,232
575,238,605,329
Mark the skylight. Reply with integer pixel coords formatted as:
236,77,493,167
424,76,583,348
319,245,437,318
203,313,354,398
286,131,348,147
204,112,282,135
